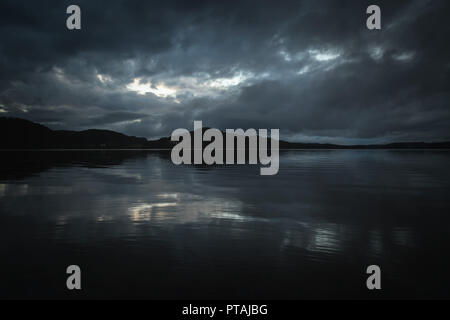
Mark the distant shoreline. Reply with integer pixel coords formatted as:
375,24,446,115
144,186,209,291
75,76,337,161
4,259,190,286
2,117,450,150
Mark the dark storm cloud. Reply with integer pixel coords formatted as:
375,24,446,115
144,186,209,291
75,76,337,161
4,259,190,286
0,0,449,143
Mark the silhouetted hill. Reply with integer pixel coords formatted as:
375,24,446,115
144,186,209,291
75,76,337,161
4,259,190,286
279,140,450,149
1,117,449,150
0,118,150,149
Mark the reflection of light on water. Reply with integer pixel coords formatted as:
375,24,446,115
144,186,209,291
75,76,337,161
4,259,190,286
157,193,180,200
55,216,68,226
1,183,74,197
85,167,142,181
18,184,29,196
179,199,244,224
369,230,383,257
211,212,245,221
129,202,178,222
36,186,74,195
128,192,247,224
282,223,346,257
308,227,342,254
393,227,414,247
282,230,304,248
210,212,269,222
129,193,182,222
3,184,29,196
97,215,114,222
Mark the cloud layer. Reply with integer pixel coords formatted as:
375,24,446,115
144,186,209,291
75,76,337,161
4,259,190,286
0,0,449,143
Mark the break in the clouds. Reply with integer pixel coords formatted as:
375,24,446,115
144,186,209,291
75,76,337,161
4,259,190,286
0,0,449,143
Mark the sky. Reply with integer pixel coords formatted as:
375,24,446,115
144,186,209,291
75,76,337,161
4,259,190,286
0,0,449,144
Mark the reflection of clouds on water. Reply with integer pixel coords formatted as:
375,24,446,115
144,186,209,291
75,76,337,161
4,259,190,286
1,152,421,257
55,215,69,226
158,193,180,200
96,215,115,222
128,202,178,222
392,227,414,248
0,183,74,197
0,150,445,291
1,184,29,197
210,212,269,223
79,166,143,183
127,192,247,225
281,223,415,260
308,225,343,255
369,230,383,257
281,223,347,258
33,186,74,195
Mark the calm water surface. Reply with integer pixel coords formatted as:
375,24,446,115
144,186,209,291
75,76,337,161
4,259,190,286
1,150,450,299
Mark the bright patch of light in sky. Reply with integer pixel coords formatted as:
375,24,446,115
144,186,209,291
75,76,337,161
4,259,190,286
53,66,71,84
126,78,177,97
278,49,306,62
309,49,341,61
120,119,142,125
126,71,254,101
297,65,310,75
15,103,29,113
370,47,384,60
279,50,292,62
393,51,415,61
97,73,113,83
206,71,253,89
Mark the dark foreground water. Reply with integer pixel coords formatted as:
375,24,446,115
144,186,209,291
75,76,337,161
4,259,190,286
1,150,450,299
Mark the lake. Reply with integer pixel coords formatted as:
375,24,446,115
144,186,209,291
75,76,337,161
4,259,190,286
1,150,450,299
